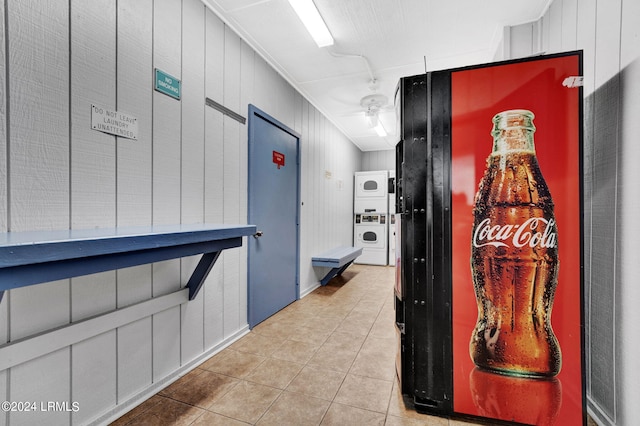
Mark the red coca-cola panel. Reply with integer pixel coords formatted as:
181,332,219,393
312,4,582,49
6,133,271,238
451,53,583,425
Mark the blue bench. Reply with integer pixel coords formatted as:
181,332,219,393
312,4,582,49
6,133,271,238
312,246,363,286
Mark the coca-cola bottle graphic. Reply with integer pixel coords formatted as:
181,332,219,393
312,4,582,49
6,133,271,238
470,109,561,377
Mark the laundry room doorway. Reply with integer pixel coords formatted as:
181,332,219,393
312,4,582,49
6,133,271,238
247,105,300,328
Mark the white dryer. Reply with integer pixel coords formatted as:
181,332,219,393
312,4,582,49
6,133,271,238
354,213,388,265
354,170,388,213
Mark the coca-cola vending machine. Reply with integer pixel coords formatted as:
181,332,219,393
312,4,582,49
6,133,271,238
395,51,585,425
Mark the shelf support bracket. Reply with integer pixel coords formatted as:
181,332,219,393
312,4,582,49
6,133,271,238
186,251,222,300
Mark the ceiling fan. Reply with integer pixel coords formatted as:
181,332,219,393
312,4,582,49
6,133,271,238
324,50,395,137
360,93,388,125
359,79,393,136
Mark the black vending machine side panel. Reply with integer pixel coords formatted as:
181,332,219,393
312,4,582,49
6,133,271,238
394,138,405,393
420,70,453,413
397,72,453,414
396,73,424,401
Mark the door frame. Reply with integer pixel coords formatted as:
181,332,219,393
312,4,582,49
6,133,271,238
247,104,301,327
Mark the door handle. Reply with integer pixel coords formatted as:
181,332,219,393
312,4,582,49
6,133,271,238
253,230,264,239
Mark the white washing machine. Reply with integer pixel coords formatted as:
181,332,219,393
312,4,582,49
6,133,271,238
354,170,388,213
354,213,388,265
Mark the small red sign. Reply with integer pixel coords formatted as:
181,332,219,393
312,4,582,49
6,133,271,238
273,151,285,169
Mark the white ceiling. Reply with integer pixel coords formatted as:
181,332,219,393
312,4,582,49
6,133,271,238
201,0,551,151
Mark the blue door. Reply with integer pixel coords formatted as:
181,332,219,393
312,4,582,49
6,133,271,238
248,105,300,328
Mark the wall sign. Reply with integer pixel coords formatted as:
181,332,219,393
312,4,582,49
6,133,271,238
154,68,181,100
91,104,138,140
273,151,285,169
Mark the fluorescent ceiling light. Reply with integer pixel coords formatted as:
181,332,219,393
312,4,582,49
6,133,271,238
288,0,334,47
374,122,387,137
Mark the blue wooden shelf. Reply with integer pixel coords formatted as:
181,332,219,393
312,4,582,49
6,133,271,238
0,224,256,302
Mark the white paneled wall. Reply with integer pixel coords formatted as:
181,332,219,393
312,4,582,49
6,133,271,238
6,2,72,424
361,149,395,172
505,1,640,425
0,2,5,237
0,6,6,411
298,100,361,297
0,0,361,424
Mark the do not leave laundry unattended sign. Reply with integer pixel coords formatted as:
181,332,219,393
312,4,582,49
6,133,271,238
91,104,138,140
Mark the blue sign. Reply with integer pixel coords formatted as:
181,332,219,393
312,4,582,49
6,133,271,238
154,68,181,100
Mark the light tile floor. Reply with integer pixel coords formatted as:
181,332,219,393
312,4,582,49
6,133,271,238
111,264,596,426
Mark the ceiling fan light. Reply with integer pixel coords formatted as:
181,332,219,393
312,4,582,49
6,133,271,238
365,109,378,128
288,0,334,47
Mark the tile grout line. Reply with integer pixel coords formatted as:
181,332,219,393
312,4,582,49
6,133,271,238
113,266,428,425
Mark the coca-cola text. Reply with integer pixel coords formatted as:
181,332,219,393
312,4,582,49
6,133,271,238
472,217,557,249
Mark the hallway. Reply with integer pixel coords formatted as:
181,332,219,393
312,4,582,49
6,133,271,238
110,263,600,425
110,264,483,425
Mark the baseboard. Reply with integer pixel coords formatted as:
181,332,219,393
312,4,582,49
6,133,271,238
300,282,321,299
89,325,250,426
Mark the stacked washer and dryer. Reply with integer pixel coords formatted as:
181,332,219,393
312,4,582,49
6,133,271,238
353,170,393,266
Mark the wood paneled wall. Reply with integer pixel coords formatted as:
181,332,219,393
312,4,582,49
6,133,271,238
361,149,395,172
0,0,360,424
